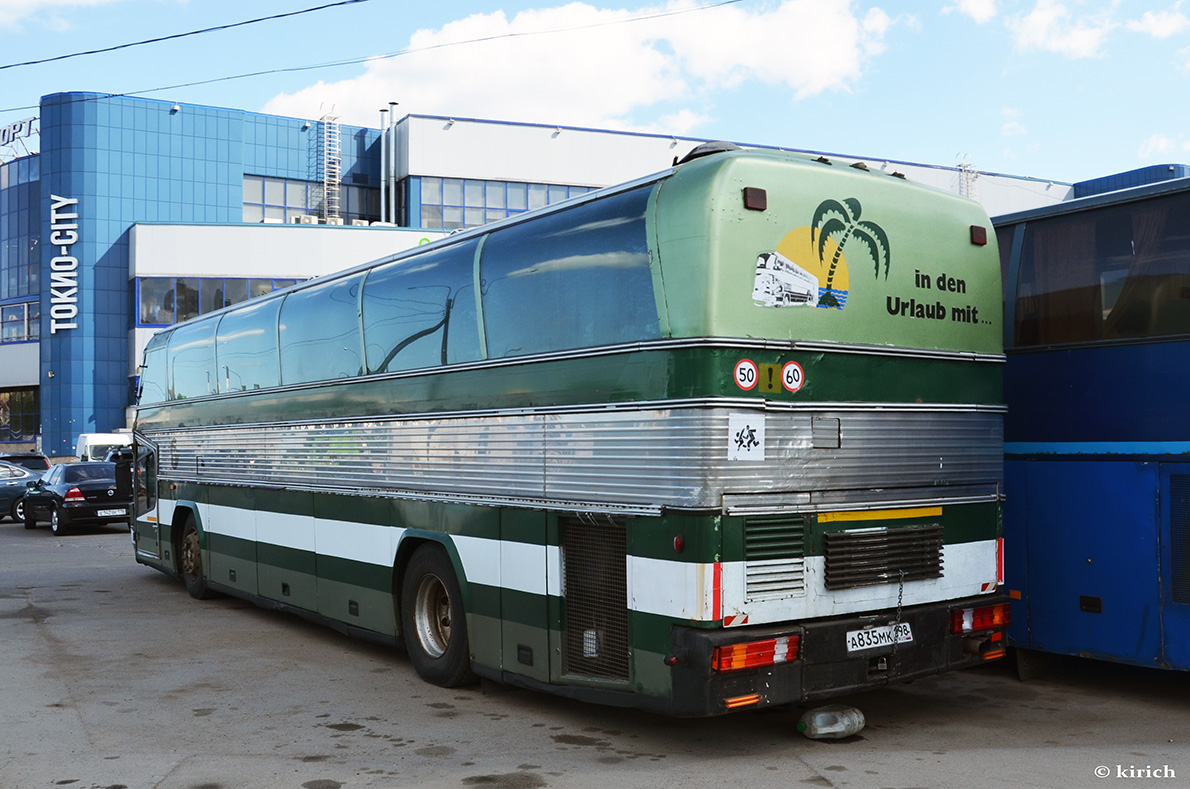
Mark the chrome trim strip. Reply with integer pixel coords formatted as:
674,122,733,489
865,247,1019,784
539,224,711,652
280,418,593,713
143,397,1007,436
145,404,1003,515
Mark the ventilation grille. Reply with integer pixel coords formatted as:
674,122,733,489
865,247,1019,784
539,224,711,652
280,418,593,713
561,517,629,681
1172,475,1190,605
824,524,944,591
744,516,806,600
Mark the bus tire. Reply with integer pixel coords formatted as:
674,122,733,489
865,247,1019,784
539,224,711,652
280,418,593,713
179,517,215,600
400,544,476,688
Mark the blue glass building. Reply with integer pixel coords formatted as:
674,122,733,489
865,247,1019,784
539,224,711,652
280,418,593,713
9,91,387,457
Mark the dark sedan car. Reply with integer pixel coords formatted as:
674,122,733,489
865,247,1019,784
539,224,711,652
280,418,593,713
23,462,132,535
0,453,51,471
0,460,42,521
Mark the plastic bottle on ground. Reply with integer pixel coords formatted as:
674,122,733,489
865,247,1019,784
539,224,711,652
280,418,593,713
796,704,866,739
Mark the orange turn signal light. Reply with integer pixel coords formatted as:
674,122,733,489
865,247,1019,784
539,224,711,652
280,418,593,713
712,635,799,672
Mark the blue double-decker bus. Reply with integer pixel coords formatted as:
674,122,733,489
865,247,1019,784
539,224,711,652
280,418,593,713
995,173,1190,670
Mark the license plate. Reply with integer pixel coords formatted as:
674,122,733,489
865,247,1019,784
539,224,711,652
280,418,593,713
97,508,126,517
845,622,913,652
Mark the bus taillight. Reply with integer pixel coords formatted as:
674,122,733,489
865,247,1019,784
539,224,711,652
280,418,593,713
950,603,1011,634
712,635,800,672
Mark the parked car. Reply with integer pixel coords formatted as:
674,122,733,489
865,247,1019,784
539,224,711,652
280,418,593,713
22,462,132,535
0,453,51,471
0,460,42,521
75,433,132,462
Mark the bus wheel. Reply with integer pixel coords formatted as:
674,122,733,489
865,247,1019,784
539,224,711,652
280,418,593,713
400,544,476,688
179,517,215,600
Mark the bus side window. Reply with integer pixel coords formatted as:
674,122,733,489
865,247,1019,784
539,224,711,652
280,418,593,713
479,185,659,358
362,238,482,374
279,273,366,384
216,296,281,392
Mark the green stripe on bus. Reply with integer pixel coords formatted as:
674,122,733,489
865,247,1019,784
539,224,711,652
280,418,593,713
136,346,1001,432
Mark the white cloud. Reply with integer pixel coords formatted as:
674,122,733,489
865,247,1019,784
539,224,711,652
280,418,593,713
1138,133,1190,159
1005,0,1115,58
1127,5,1190,38
262,1,898,132
944,0,998,24
0,0,119,28
1177,45,1190,72
1000,107,1026,135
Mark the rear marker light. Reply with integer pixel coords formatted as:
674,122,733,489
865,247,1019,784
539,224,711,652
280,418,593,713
712,635,800,672
64,487,85,502
951,603,1011,634
724,694,761,709
742,187,767,211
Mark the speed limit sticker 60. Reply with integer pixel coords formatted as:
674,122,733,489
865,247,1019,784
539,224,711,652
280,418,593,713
734,359,758,390
782,361,805,392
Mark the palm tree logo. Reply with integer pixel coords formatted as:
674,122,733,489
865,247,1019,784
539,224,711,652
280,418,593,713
811,198,891,309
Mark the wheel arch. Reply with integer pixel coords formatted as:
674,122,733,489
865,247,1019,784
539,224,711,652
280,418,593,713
169,500,204,573
392,531,473,611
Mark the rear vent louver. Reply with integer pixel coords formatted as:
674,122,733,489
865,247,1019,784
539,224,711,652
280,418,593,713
824,524,943,591
744,516,806,601
561,517,630,681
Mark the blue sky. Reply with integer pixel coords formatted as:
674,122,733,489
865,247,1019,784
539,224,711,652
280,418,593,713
1,0,1188,185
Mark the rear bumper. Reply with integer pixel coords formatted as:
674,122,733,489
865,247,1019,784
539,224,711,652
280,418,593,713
60,503,132,526
667,593,1009,717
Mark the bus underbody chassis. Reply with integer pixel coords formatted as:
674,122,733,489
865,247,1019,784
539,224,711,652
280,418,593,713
668,593,1010,717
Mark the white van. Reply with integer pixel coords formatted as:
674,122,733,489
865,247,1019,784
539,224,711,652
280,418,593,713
76,432,132,462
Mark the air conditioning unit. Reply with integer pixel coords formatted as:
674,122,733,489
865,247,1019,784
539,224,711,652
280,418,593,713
325,217,344,225
293,214,318,225
349,219,370,226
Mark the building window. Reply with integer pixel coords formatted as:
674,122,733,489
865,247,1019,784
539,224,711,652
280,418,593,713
0,386,39,443
0,302,38,343
414,177,595,230
0,160,40,301
136,277,301,327
243,175,379,225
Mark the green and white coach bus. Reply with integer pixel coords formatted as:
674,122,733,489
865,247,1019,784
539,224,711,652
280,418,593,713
129,143,1009,716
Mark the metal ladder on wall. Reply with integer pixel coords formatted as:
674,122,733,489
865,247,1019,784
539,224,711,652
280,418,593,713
321,114,341,222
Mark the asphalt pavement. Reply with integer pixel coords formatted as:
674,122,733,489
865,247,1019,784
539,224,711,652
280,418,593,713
1,521,1188,789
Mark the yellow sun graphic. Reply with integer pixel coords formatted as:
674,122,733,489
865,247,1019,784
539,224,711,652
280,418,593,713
775,226,849,297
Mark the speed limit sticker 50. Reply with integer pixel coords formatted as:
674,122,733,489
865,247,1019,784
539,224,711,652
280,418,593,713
733,359,758,390
735,359,806,393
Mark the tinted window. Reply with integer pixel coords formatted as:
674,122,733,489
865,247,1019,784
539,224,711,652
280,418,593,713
64,463,115,483
362,239,481,374
216,297,281,392
139,278,174,324
168,320,217,399
280,274,365,384
480,186,659,358
139,338,170,405
1013,191,1190,347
